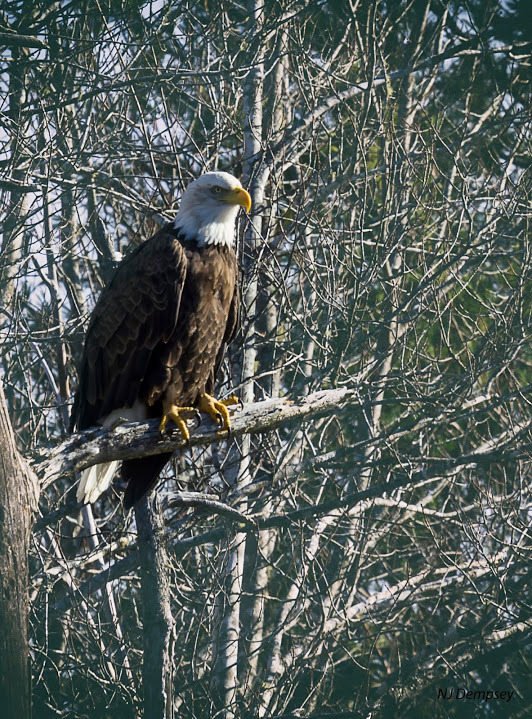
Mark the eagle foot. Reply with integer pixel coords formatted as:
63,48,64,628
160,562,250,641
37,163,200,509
220,395,241,410
159,405,199,442
219,395,242,425
197,393,239,432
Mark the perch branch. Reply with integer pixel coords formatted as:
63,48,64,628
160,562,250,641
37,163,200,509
36,388,357,490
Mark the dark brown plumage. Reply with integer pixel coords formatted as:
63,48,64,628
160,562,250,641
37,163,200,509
70,171,249,507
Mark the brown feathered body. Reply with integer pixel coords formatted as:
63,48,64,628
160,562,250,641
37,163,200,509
70,223,239,507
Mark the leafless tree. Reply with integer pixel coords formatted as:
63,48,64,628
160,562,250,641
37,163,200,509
1,1,530,718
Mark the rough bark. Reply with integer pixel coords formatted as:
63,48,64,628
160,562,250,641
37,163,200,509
0,379,39,719
38,388,357,490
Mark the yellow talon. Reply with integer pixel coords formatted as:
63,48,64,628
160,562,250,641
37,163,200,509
197,393,239,431
159,405,197,441
219,396,240,408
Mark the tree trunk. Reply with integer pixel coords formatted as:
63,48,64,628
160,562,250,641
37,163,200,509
134,494,175,719
211,2,265,713
0,44,31,317
0,379,39,719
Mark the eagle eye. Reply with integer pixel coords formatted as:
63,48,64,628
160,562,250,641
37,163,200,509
211,185,223,194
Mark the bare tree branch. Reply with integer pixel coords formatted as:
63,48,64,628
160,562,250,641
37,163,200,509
37,388,356,489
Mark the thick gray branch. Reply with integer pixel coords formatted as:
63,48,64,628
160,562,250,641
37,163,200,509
37,388,356,490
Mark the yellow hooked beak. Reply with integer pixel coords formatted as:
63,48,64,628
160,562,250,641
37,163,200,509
220,186,252,213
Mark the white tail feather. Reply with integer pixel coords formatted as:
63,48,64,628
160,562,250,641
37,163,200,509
77,461,120,504
76,401,147,504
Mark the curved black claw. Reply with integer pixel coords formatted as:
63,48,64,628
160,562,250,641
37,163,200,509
193,409,202,429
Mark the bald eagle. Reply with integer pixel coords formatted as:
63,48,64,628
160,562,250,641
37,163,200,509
70,171,251,508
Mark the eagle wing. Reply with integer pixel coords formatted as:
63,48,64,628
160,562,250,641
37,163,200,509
209,256,240,393
71,226,188,430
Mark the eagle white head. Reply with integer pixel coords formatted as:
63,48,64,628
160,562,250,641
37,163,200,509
174,171,251,248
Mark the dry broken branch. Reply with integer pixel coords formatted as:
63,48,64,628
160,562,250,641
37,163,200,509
36,388,357,490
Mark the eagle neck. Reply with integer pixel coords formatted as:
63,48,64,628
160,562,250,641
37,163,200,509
173,211,237,249
176,233,234,258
